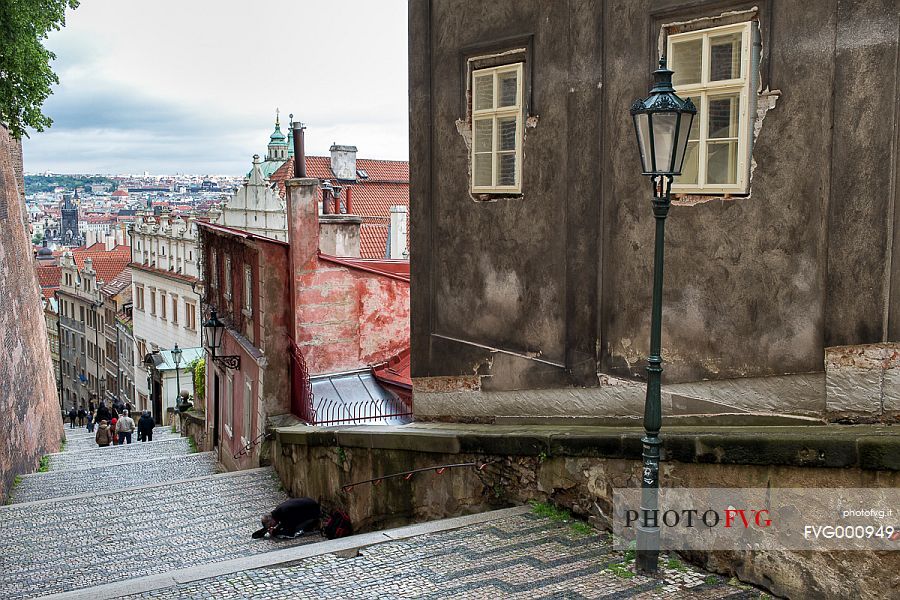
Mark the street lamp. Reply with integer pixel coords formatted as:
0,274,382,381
172,342,183,408
629,57,696,574
202,309,240,370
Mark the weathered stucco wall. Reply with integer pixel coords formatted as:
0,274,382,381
273,424,898,600
295,260,410,375
410,0,900,406
0,127,64,500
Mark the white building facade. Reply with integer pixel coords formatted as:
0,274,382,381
130,213,202,422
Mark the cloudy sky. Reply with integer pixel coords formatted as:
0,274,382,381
22,0,409,176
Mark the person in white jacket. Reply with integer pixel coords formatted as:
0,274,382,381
116,410,136,445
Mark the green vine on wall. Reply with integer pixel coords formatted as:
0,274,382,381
187,357,206,402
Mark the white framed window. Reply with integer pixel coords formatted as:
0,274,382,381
224,257,232,301
242,377,253,446
135,284,145,311
171,294,178,325
185,302,196,330
668,22,753,194
242,265,252,316
149,289,156,316
224,373,233,439
159,290,167,320
471,62,524,194
210,251,218,289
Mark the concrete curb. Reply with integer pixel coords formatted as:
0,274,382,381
46,506,532,600
0,466,271,511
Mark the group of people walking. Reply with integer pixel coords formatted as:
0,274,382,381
66,400,156,447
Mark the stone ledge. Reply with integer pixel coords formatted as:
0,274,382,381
274,423,899,471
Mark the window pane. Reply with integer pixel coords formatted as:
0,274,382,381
677,141,700,185
474,153,492,187
498,70,518,107
707,140,738,185
671,39,702,86
710,32,742,81
686,96,701,139
498,116,517,151
633,113,652,173
708,94,740,138
473,119,493,152
498,152,516,186
474,74,493,111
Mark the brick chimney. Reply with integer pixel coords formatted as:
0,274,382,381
285,177,320,272
329,144,357,181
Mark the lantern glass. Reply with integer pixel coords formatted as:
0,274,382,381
673,112,694,174
650,112,678,173
633,113,652,173
172,343,183,366
202,311,224,352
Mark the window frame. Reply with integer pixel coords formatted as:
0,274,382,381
667,21,753,195
470,62,525,195
242,265,253,317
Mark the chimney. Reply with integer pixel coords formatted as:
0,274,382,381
329,144,357,181
105,234,115,251
292,121,306,177
286,177,320,273
389,205,408,259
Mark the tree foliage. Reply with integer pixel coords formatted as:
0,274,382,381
0,0,79,138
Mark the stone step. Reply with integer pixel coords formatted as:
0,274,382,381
63,427,180,453
6,453,218,504
48,438,193,472
0,468,321,600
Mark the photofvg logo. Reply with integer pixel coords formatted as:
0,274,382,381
623,506,772,530
613,488,899,552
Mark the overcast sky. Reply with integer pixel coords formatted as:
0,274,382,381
22,0,409,176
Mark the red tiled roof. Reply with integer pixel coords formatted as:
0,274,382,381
100,268,132,296
270,156,409,260
37,265,61,288
72,245,132,284
360,222,388,259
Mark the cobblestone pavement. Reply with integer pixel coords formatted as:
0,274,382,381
48,437,192,471
62,426,180,452
0,469,322,599
124,513,767,600
7,452,218,503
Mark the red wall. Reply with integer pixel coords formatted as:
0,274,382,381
295,258,410,375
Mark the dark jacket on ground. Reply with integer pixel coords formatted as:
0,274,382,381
271,497,320,536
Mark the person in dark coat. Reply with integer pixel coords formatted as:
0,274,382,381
137,411,155,442
86,410,95,433
252,497,321,539
77,407,86,426
68,407,77,429
95,402,111,424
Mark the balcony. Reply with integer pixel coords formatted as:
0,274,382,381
60,316,85,333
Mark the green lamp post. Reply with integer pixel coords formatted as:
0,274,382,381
629,57,696,574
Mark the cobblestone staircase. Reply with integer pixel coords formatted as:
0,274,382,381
0,425,319,600
0,426,767,599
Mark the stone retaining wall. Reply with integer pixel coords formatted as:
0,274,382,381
273,424,899,600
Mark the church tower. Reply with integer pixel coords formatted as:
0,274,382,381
60,189,81,246
266,109,289,162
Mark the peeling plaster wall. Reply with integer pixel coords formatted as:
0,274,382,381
410,0,900,414
0,127,64,500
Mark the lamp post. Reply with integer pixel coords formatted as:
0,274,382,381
629,57,696,574
172,343,183,411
